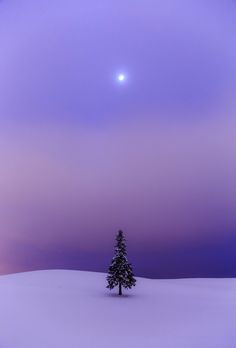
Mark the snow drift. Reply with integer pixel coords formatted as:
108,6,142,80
0,270,235,348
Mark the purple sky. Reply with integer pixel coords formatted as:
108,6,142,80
0,0,236,277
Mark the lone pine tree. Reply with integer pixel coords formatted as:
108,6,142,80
107,230,136,296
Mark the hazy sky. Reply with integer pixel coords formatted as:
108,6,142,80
0,0,236,277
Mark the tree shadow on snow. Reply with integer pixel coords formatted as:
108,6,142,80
103,292,138,299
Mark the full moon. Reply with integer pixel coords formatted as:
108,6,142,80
117,74,126,82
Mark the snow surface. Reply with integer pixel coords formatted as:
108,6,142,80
0,270,235,348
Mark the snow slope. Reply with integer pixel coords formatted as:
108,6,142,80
0,270,235,348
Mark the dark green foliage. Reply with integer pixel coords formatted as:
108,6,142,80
107,230,136,295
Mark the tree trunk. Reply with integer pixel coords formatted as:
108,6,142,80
118,282,122,296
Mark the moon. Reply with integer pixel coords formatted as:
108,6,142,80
117,74,126,82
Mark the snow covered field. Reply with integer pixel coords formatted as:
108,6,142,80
0,270,235,348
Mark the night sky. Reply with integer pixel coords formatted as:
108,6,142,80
0,0,236,278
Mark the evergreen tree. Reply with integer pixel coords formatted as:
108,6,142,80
107,230,136,296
